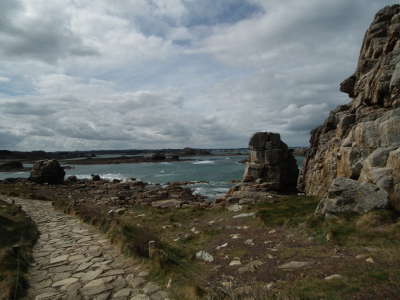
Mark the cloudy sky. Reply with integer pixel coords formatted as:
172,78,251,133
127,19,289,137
0,0,395,151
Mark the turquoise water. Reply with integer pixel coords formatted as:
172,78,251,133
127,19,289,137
0,155,305,199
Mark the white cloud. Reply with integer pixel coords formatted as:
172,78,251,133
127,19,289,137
0,0,395,150
0,76,10,83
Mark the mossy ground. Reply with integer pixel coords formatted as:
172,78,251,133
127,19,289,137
2,182,400,299
0,199,39,300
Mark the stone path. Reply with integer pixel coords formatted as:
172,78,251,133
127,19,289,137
1,196,170,300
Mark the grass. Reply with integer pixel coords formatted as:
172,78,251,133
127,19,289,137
0,200,39,300
53,197,214,298
256,195,319,227
4,180,400,299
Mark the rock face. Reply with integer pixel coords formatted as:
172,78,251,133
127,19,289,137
30,160,65,184
316,177,388,216
299,5,400,211
243,132,298,192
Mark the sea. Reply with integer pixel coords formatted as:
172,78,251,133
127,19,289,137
0,155,305,199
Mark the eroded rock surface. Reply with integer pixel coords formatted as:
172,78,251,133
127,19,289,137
243,132,298,192
30,160,65,184
316,177,388,216
1,196,169,300
299,5,400,211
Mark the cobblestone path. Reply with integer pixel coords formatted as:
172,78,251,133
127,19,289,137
2,196,170,300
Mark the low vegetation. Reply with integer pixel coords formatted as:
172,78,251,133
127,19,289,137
2,181,400,299
0,200,39,300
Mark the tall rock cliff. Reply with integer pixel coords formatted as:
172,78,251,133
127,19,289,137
299,5,400,210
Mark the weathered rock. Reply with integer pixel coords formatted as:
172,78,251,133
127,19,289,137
278,261,313,270
30,160,65,184
237,260,263,274
195,250,214,263
299,5,400,211
151,199,182,208
316,177,388,215
243,132,298,192
325,274,344,281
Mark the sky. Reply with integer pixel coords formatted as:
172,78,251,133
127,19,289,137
0,0,396,151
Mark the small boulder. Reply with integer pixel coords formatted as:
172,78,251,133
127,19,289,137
195,250,214,263
278,261,313,270
30,160,65,184
66,175,78,183
91,174,101,181
316,177,388,216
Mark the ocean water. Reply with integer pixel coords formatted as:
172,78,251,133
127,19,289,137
0,155,305,199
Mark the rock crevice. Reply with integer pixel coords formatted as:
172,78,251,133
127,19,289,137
300,5,400,212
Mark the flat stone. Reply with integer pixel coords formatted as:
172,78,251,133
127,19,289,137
101,269,125,277
34,276,51,287
94,293,111,300
35,292,61,300
76,261,94,272
238,260,263,274
81,268,104,282
150,291,169,300
50,255,69,264
130,295,150,300
142,282,161,295
53,272,72,282
325,274,344,280
52,277,79,288
111,276,127,289
113,288,133,298
128,277,146,289
278,261,313,270
81,278,113,296
229,259,242,266
69,254,86,262
137,271,149,277
233,212,256,219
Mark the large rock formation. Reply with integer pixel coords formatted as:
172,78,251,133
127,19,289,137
299,5,400,211
30,160,65,184
315,177,388,216
243,132,298,192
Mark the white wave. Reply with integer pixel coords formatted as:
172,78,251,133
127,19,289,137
75,173,127,181
192,160,215,165
212,187,230,193
101,173,127,181
155,173,175,177
75,174,92,179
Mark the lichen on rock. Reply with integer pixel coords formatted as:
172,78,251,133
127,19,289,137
299,5,400,212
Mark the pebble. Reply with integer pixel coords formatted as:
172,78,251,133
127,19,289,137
324,274,343,280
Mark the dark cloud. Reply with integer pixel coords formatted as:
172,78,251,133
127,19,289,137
0,130,23,148
1,102,56,115
0,0,98,63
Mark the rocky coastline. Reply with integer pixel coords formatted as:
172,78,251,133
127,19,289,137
1,5,400,300
299,5,400,214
